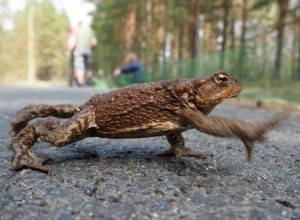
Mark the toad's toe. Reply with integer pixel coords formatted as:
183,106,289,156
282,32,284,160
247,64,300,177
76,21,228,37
156,147,207,162
11,151,53,175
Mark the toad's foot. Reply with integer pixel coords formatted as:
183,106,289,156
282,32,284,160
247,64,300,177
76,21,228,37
157,132,207,162
11,150,53,174
156,147,207,162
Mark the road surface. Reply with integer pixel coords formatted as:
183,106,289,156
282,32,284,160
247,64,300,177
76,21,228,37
0,86,299,220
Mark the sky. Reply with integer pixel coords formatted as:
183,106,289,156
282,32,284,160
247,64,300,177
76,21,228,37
60,0,96,26
3,0,95,29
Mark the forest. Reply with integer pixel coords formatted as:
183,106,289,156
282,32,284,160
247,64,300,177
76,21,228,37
0,0,299,101
91,0,299,83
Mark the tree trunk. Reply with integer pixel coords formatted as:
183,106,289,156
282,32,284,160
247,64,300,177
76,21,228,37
297,24,300,79
177,23,184,61
27,0,35,85
209,9,218,53
230,0,236,49
274,0,289,79
295,3,300,79
145,0,153,67
219,0,230,69
162,0,169,67
189,0,200,58
189,0,200,75
124,10,136,50
237,0,248,77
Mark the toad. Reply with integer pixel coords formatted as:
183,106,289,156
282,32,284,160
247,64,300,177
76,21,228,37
10,72,286,174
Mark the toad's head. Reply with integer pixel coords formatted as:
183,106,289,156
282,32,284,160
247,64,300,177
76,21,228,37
188,71,243,114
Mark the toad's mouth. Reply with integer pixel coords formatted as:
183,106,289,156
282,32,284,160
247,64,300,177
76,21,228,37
228,92,241,98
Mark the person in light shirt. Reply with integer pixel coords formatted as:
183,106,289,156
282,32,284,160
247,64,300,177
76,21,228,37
71,20,97,86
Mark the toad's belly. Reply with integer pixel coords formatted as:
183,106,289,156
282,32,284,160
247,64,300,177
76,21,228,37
95,121,188,138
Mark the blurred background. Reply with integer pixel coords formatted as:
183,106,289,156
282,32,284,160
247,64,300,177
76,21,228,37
0,0,299,102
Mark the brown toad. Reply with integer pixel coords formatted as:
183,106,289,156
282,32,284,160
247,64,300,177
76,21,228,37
10,72,286,174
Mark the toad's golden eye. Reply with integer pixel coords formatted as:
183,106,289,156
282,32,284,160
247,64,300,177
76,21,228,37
215,74,228,83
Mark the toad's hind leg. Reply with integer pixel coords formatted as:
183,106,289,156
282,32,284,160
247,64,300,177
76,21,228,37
11,104,78,136
11,109,97,174
156,132,207,162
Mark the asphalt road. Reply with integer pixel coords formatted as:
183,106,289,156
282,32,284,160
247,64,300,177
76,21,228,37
0,86,299,220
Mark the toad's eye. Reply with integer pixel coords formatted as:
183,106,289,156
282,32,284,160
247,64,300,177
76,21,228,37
215,74,228,83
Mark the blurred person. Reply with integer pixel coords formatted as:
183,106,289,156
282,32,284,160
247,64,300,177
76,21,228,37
71,20,97,86
113,52,144,84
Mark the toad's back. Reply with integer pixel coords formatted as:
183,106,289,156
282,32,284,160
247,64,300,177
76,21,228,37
81,81,188,138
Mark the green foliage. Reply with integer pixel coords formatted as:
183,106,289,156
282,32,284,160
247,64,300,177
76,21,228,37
251,0,274,10
91,0,128,73
0,0,69,83
34,0,69,80
92,0,188,76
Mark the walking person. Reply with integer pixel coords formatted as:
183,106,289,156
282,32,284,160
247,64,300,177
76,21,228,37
71,20,97,86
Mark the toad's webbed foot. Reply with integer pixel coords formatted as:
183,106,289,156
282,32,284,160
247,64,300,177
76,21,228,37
156,132,207,161
156,147,207,162
12,150,53,174
11,104,78,136
11,121,55,174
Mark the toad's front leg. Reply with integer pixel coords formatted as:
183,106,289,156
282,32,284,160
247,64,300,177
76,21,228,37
156,132,207,161
179,109,287,160
11,109,97,174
